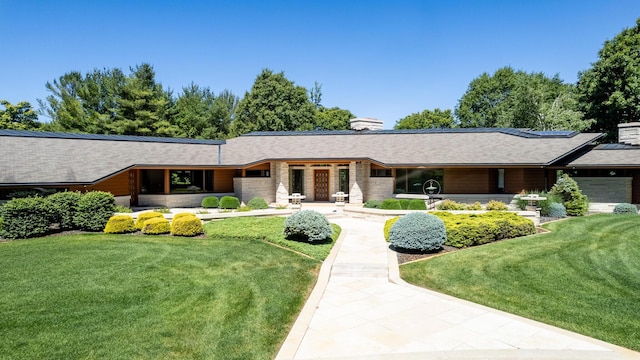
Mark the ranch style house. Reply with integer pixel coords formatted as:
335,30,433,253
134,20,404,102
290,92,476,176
1,119,639,207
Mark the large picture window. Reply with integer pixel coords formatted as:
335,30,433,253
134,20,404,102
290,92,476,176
170,170,214,193
394,168,444,194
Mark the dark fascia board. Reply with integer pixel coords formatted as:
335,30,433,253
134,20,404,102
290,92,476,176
0,129,226,145
240,128,581,139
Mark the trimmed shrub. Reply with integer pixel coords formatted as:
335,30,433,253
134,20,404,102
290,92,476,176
171,216,204,237
389,212,446,252
201,196,219,208
547,202,567,218
219,196,240,209
173,212,197,221
380,198,402,210
407,199,427,210
613,203,639,215
399,199,410,210
550,174,588,216
142,217,171,235
363,199,381,209
383,216,400,242
436,199,465,210
73,191,116,231
433,211,536,248
0,197,53,239
104,215,136,234
283,210,333,242
467,201,482,210
247,197,269,210
135,211,164,230
485,200,508,211
48,191,82,230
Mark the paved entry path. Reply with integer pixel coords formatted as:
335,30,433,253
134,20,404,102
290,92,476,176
276,215,640,360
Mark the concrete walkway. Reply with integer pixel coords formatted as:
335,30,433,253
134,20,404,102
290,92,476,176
276,214,640,360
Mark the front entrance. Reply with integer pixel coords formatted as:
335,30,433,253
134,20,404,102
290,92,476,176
314,170,329,201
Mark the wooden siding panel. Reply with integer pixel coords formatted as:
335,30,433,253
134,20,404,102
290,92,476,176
70,172,131,196
505,168,546,193
214,169,235,193
444,169,491,194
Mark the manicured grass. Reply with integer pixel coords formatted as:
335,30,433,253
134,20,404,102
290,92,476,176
0,232,321,359
204,216,340,260
401,214,640,351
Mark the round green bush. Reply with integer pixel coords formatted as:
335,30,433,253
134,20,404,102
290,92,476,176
613,203,638,214
201,196,219,208
219,196,240,209
389,212,446,252
171,216,204,237
135,211,164,230
104,215,136,234
48,191,82,230
247,197,268,210
73,191,116,231
380,198,402,210
407,199,427,210
547,202,567,218
383,216,400,242
0,197,53,239
399,199,410,210
283,210,333,242
363,199,381,209
142,217,171,235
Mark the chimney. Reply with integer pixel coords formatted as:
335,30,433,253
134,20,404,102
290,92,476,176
350,117,383,131
618,122,640,145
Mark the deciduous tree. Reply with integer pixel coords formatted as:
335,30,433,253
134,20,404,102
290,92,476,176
394,108,454,129
233,69,316,135
577,18,640,141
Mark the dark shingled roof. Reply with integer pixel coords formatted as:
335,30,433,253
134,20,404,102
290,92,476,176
221,129,602,167
0,128,604,186
0,130,222,186
567,143,640,167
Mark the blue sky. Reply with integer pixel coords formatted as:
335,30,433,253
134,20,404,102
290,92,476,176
1,1,639,129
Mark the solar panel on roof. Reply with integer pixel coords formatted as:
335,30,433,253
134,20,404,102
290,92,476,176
0,129,226,145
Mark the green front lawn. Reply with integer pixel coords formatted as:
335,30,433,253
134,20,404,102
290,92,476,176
401,214,640,351
0,216,338,359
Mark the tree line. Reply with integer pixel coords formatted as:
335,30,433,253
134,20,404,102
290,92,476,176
2,18,639,142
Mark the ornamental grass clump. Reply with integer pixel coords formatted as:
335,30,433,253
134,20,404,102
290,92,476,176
135,211,164,230
485,200,508,211
389,212,446,252
104,215,136,234
170,216,204,237
247,197,269,210
283,210,333,242
142,217,171,235
613,203,638,215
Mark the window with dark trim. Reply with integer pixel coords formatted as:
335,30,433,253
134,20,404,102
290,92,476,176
245,169,270,177
370,169,392,177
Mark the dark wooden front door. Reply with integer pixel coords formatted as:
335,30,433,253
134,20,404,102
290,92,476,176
314,170,329,201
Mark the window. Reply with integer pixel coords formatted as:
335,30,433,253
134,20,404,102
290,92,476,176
339,168,349,193
169,170,213,194
140,170,165,194
394,168,444,194
245,169,270,177
370,168,392,177
289,169,304,194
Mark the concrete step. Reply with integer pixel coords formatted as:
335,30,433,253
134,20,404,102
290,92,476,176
331,263,388,278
